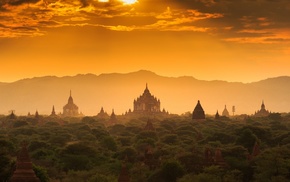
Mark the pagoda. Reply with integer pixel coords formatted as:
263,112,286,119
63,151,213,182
97,107,109,118
118,163,130,182
10,143,40,182
214,148,227,168
222,105,230,117
192,100,205,120
63,91,79,117
133,84,161,114
254,101,270,117
50,105,57,117
215,110,220,120
107,110,117,126
248,142,260,160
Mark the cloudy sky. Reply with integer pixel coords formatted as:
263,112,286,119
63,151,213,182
1,0,290,82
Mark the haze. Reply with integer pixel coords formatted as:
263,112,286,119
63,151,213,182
0,70,290,116
1,0,290,83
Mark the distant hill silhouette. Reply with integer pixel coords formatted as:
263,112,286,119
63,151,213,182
0,70,289,116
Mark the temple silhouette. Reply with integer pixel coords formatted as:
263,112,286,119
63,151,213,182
62,91,80,117
222,105,230,117
192,100,205,120
254,100,270,117
50,105,57,117
133,84,161,114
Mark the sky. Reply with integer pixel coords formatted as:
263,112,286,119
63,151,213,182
1,0,290,83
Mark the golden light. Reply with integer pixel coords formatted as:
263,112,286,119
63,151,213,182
98,0,109,2
120,0,138,5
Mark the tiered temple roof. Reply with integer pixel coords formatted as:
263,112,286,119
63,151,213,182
254,101,270,117
63,91,79,117
10,143,40,182
133,84,161,113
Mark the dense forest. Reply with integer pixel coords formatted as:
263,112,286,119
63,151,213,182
1,113,290,182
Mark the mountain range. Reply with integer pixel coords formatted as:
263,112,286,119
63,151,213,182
0,70,289,116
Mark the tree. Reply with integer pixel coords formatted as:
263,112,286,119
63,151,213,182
33,164,50,182
236,129,258,151
254,146,290,181
161,160,184,182
101,136,117,151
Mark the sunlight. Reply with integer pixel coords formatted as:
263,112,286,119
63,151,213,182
119,0,138,5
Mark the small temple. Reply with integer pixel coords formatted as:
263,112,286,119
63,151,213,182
97,107,109,118
248,142,260,160
118,163,130,182
50,105,57,117
222,105,230,117
254,101,270,117
215,110,220,120
10,143,40,182
192,100,205,120
107,109,117,126
8,110,17,120
214,148,227,168
35,110,39,119
204,148,227,168
133,84,161,114
63,91,79,117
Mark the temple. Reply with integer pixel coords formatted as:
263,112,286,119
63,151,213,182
254,101,270,117
50,105,57,117
107,109,117,126
10,143,40,182
248,142,260,160
63,91,79,117
35,110,39,118
192,100,205,120
118,163,130,182
222,105,230,117
133,84,161,113
97,107,109,118
215,110,220,120
8,110,17,120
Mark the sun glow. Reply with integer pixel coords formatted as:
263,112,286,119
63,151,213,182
120,0,138,5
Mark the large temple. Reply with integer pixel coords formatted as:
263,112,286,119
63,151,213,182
254,101,270,117
63,91,79,117
133,84,161,114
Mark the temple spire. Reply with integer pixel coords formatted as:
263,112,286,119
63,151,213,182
63,90,79,117
144,83,149,92
261,100,265,110
50,105,56,117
